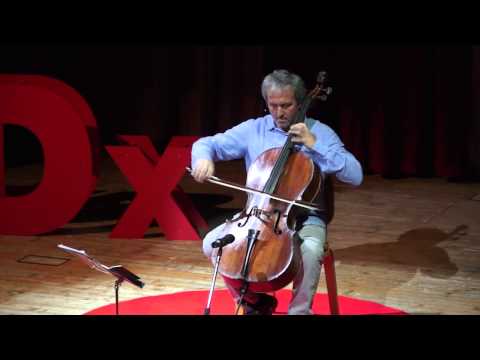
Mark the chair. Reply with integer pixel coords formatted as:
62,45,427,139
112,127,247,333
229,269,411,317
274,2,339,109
318,175,339,315
322,243,339,315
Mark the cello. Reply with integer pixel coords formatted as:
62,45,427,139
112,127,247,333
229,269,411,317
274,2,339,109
194,71,332,304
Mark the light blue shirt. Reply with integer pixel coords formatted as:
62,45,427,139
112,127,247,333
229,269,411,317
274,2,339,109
192,115,363,227
191,114,363,187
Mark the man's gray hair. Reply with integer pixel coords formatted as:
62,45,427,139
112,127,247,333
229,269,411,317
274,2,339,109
261,69,306,103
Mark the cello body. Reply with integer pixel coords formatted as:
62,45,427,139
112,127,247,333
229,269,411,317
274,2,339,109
213,147,322,292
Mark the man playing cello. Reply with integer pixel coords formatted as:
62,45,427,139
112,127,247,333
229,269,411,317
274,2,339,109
191,69,363,315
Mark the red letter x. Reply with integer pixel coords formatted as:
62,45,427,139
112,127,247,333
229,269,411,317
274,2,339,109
106,135,207,240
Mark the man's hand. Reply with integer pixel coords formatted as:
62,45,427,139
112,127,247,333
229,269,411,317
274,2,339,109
288,123,316,149
192,159,215,183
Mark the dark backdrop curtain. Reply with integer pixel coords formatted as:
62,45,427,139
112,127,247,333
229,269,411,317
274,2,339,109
261,45,474,179
0,44,477,179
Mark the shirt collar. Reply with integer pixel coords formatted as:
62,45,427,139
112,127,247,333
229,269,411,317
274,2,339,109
266,114,288,134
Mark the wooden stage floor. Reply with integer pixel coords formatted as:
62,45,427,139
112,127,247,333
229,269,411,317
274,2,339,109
1,157,479,315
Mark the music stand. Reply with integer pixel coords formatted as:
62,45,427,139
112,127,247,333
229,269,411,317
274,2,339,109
58,244,145,315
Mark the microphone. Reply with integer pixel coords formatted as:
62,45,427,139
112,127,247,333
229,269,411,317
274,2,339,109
211,234,235,248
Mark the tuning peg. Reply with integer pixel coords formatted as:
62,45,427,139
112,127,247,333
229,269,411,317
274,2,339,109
317,87,332,101
316,71,327,83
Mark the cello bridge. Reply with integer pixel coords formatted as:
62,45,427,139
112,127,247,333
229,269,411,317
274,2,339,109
237,206,285,234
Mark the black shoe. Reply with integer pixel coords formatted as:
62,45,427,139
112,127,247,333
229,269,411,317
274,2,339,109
242,294,278,315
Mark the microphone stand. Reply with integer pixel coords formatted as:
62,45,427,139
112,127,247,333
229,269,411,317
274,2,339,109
204,235,235,315
204,245,224,315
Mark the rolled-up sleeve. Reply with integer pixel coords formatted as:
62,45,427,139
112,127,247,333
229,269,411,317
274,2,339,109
306,123,363,186
191,120,252,168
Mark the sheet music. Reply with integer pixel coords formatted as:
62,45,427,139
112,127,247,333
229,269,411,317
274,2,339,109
57,244,110,274
58,244,87,256
57,244,144,287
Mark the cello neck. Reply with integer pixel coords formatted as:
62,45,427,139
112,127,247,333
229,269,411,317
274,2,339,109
263,71,332,195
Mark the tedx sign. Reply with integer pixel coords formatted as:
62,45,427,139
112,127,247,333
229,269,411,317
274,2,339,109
0,75,205,240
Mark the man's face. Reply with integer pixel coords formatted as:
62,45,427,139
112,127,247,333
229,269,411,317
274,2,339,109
266,87,298,131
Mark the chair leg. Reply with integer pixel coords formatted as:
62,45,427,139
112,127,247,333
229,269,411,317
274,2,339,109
323,249,339,315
